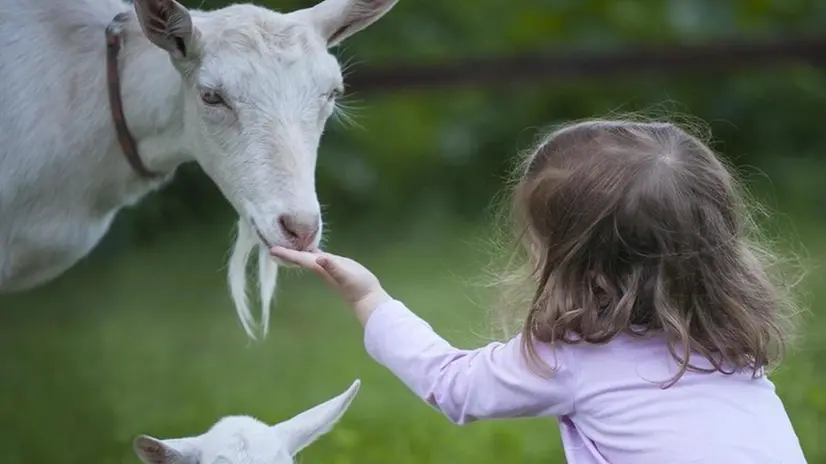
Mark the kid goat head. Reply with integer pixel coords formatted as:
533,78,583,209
133,379,361,463
127,0,398,338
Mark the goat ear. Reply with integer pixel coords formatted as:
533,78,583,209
133,0,199,60
271,379,361,456
296,0,399,47
133,435,199,464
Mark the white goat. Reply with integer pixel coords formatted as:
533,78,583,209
0,0,398,338
133,379,361,463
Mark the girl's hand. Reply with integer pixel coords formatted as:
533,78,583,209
269,247,392,326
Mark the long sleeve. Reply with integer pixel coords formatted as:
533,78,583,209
363,299,577,425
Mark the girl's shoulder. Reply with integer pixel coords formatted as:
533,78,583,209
522,330,669,377
558,329,670,358
559,330,763,382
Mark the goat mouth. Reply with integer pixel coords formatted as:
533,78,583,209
247,218,272,248
254,228,271,248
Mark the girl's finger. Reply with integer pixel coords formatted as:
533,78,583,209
316,256,348,283
269,247,316,267
271,247,341,291
298,259,341,293
315,267,341,290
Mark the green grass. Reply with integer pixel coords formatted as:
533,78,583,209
0,214,823,464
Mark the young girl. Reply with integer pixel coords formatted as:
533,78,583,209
271,119,806,463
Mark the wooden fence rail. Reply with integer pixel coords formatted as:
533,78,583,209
345,36,826,94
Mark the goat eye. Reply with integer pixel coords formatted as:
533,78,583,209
200,89,226,106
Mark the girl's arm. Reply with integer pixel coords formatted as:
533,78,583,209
363,299,577,424
266,246,577,424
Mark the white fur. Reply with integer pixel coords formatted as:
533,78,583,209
0,0,398,338
134,379,361,463
229,218,279,339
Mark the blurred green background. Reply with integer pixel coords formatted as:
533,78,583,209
2,0,826,462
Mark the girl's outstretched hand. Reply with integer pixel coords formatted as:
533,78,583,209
269,247,392,325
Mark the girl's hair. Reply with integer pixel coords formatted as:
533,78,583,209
497,118,801,386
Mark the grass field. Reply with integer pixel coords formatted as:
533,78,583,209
0,209,823,463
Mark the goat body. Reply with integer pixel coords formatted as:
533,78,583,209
0,0,398,337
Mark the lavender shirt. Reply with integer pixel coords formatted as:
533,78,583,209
364,299,807,463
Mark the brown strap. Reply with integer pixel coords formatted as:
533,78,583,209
105,13,158,179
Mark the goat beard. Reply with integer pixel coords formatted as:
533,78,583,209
227,217,278,340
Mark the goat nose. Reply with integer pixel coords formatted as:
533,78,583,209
278,213,320,250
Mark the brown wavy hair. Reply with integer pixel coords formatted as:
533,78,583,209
496,119,801,386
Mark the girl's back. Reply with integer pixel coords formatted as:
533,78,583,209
561,333,803,463
361,298,806,464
